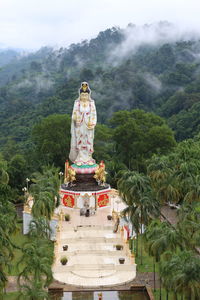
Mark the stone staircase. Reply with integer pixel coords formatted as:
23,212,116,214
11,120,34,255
53,224,136,287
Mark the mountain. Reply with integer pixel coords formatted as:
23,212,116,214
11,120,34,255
1,23,200,152
0,49,21,67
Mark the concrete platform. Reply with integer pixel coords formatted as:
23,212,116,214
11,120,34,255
53,198,136,287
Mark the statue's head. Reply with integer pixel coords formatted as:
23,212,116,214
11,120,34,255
80,92,89,102
80,82,90,94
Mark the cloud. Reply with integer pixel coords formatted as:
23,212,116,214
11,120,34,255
0,0,200,49
108,22,200,64
11,76,54,94
143,72,162,92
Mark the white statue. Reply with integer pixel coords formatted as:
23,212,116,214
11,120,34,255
69,82,97,166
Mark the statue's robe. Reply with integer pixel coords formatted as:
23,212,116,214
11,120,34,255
69,99,97,164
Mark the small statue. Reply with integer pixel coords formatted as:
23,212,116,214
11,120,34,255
94,161,107,186
64,165,76,187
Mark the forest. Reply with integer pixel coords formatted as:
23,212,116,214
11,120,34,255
1,23,200,195
1,23,200,299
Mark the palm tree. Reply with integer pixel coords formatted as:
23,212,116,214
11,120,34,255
161,250,200,299
30,165,60,220
171,162,195,204
28,218,52,240
0,184,17,294
0,158,9,185
147,155,181,205
18,238,53,291
145,220,178,259
145,219,180,298
118,170,149,204
16,166,57,298
31,191,55,220
106,160,127,189
184,174,200,203
18,281,48,300
177,203,200,252
118,170,159,263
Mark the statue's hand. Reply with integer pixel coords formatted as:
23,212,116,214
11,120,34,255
88,122,94,129
73,112,77,121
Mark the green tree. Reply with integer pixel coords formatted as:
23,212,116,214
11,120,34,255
161,251,200,299
184,174,200,203
145,219,181,299
80,68,94,81
30,166,60,220
32,114,71,168
18,238,53,299
0,158,17,294
177,203,200,251
8,154,27,191
145,220,179,260
94,123,114,162
106,160,127,189
18,281,48,300
111,109,176,170
0,155,9,185
28,218,52,240
118,170,159,263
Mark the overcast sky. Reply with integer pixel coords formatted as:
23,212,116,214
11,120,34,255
0,0,200,50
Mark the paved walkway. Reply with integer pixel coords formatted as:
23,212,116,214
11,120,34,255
52,201,136,288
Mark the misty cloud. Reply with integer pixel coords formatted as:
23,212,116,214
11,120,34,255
12,76,54,93
143,73,162,92
108,22,200,64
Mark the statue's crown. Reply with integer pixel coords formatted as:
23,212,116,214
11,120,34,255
80,82,90,94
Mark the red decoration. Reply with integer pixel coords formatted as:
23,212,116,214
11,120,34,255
98,193,109,207
124,225,130,240
63,194,75,208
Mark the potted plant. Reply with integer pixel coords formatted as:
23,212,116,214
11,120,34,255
116,244,123,250
64,214,70,221
63,245,68,251
60,256,68,265
119,258,125,264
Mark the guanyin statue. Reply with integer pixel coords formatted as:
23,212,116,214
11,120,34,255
69,82,97,166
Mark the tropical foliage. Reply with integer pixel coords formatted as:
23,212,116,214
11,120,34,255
30,165,60,219
17,166,59,298
0,159,17,294
117,138,200,299
1,24,200,298
17,228,54,300
1,24,200,159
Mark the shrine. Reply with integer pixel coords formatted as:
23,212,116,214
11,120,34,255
60,82,111,212
51,82,136,289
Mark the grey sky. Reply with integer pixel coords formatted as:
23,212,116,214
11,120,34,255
0,0,200,50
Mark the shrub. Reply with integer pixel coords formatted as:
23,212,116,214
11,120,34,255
60,256,68,265
64,214,70,221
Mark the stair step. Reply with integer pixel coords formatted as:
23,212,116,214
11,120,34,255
60,237,122,243
53,263,136,272
58,250,125,256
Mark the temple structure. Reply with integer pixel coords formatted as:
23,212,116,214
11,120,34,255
52,82,136,288
60,82,111,212
23,82,137,290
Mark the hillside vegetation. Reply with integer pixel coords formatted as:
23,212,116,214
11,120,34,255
1,23,200,298
1,23,200,152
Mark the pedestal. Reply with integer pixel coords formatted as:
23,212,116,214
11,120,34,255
60,163,110,209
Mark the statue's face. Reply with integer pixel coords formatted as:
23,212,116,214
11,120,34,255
80,92,89,101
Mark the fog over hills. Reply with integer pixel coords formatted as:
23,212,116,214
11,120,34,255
1,22,200,150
